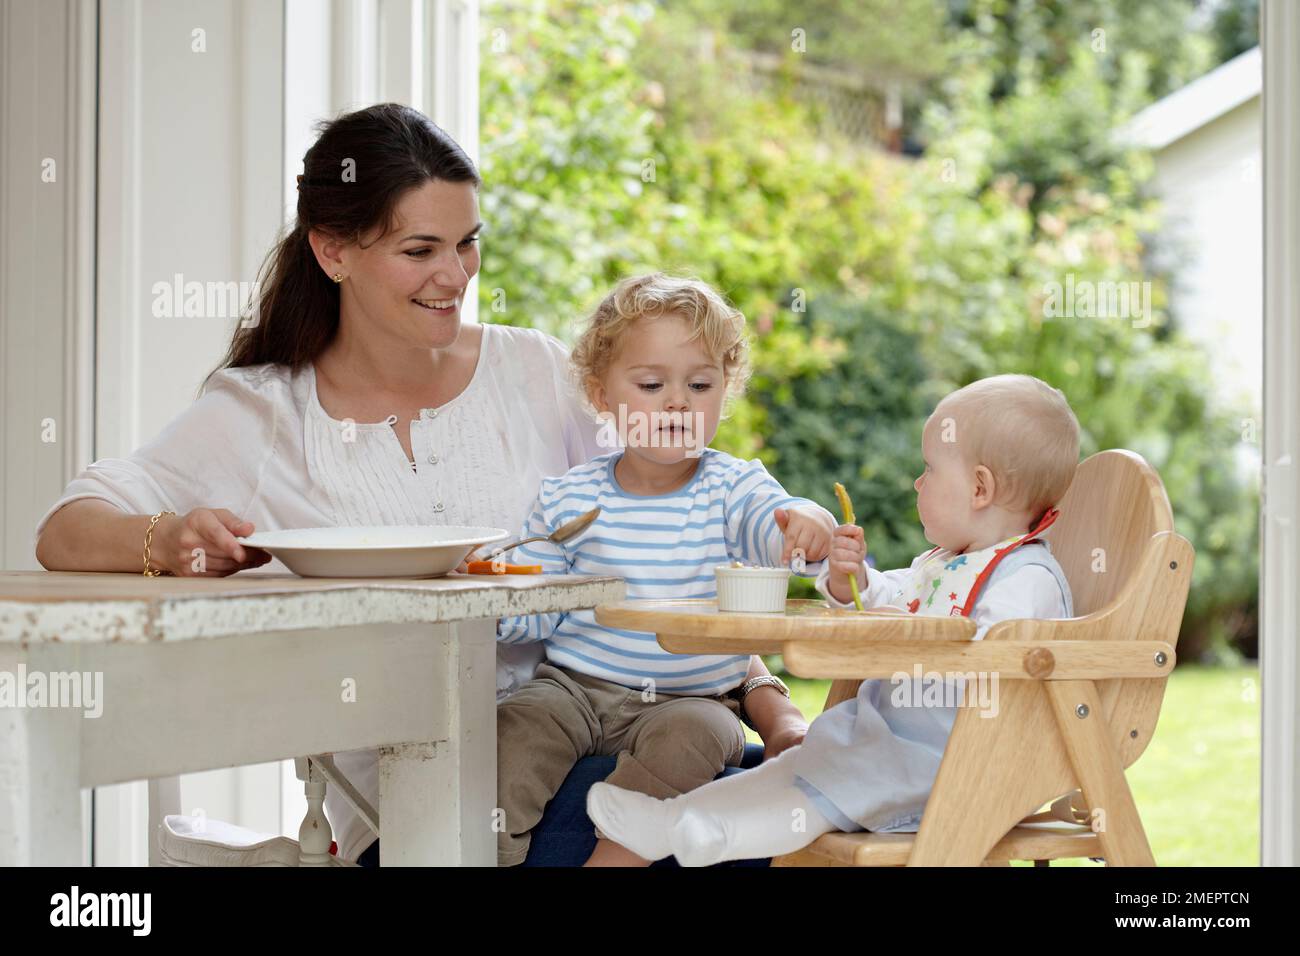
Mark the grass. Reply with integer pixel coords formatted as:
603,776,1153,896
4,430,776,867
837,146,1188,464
746,663,1259,866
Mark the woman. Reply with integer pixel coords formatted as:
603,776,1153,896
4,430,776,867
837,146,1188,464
34,103,803,866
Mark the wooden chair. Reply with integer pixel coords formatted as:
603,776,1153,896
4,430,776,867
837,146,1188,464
773,449,1193,866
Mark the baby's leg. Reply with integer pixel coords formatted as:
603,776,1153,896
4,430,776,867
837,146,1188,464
589,694,746,865
586,745,839,867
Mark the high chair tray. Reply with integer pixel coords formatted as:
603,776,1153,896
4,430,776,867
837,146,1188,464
594,598,977,655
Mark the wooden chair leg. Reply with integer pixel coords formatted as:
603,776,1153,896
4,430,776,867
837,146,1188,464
908,682,1077,865
1045,680,1155,866
295,757,334,866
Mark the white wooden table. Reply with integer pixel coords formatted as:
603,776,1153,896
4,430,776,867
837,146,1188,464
0,570,624,866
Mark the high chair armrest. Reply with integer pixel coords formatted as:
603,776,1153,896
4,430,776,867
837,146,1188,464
780,638,1176,681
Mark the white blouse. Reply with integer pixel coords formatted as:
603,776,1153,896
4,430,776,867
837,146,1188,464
34,321,607,861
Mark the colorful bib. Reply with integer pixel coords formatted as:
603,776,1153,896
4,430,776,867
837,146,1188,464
893,509,1060,618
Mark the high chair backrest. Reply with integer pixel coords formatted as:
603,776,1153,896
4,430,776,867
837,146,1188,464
1041,450,1175,617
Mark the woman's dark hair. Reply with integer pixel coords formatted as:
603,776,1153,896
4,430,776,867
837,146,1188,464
210,103,480,381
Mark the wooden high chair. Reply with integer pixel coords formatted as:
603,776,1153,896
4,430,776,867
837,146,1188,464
773,449,1193,866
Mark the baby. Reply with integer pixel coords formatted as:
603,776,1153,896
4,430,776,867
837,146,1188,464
586,373,1080,865
494,273,837,867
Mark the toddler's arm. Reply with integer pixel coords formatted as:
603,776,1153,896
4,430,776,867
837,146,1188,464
724,459,834,572
496,491,574,645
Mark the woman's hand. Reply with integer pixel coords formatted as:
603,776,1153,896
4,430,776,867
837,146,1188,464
761,717,808,762
152,508,272,576
740,667,809,761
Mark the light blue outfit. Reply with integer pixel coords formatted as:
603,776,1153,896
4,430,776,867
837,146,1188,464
788,541,1073,833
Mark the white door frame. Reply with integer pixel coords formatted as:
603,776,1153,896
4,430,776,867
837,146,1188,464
1260,0,1299,868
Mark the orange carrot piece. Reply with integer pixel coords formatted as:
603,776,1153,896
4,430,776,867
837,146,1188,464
466,560,544,575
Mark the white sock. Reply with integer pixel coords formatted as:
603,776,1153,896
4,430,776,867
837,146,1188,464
585,782,677,862
587,747,841,867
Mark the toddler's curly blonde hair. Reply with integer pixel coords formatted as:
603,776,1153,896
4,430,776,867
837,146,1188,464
570,273,752,408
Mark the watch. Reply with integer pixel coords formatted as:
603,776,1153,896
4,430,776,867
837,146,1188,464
731,674,791,728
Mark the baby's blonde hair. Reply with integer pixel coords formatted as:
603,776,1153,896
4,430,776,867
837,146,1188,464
570,273,752,403
933,374,1080,518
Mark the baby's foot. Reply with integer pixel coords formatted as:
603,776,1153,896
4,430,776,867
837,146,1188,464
666,807,731,868
586,782,675,862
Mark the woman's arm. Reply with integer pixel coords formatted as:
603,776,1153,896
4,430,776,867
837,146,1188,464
36,499,270,575
740,655,808,760
37,499,162,572
34,368,280,576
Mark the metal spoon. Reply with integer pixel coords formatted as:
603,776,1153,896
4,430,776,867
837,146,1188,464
483,506,602,559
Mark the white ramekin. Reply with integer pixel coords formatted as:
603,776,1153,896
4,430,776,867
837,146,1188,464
714,565,791,613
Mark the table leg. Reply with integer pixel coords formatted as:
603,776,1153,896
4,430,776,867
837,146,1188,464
0,646,84,865
377,618,497,866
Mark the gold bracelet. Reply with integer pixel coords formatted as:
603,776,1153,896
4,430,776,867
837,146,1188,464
143,510,176,576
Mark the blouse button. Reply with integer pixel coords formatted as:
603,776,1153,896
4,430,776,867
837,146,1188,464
433,501,445,513
428,454,439,465
424,409,438,420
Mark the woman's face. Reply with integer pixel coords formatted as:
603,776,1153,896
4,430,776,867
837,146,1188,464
334,178,482,351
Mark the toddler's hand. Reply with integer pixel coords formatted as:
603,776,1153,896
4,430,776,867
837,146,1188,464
774,506,833,565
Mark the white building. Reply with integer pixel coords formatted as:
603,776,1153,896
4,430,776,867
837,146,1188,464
1122,46,1262,412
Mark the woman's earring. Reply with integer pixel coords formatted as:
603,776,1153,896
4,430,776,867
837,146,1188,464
332,273,344,283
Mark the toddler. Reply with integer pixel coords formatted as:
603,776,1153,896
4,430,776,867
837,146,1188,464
586,373,1080,865
495,273,837,866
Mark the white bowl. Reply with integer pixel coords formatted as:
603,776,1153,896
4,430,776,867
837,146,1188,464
714,565,791,613
238,525,508,578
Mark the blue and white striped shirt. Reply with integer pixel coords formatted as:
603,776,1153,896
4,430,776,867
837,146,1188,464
497,449,829,695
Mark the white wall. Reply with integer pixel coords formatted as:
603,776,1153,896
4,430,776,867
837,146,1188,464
98,0,286,488
0,0,98,864
0,0,96,574
1148,98,1263,412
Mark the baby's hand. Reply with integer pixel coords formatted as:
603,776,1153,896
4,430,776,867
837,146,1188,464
827,523,868,604
774,506,834,565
